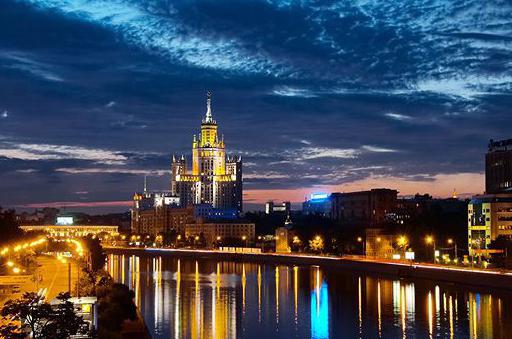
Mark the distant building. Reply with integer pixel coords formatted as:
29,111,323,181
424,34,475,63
130,191,189,235
170,92,243,215
486,138,512,194
20,224,119,237
330,189,398,227
265,201,291,215
468,194,512,255
184,220,255,247
302,193,332,217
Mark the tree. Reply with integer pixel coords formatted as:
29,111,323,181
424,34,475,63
0,292,86,339
0,207,22,246
81,235,106,271
97,283,137,338
309,236,324,253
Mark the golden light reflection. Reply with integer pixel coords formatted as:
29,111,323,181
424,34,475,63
377,280,382,338
242,264,246,316
175,259,180,339
428,291,433,338
294,266,298,324
401,285,406,338
121,254,125,285
275,266,280,324
358,276,362,336
449,296,454,338
258,265,262,323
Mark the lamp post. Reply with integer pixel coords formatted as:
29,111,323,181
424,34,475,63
242,235,247,248
357,237,366,256
448,238,457,261
425,235,435,263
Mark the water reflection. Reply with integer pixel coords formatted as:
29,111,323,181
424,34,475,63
107,254,512,339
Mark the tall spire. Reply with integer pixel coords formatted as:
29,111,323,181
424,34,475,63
204,90,213,123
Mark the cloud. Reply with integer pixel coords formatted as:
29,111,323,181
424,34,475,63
105,101,116,108
272,86,318,98
384,112,413,122
16,200,132,208
361,145,398,153
56,167,169,176
298,147,359,160
1,110,8,118
0,142,127,165
19,0,290,76
0,50,64,82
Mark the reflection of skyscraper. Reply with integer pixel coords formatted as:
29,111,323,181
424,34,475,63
171,92,242,215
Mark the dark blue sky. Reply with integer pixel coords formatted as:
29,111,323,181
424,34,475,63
1,0,511,212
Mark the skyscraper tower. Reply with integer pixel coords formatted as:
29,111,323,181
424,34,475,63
171,92,243,214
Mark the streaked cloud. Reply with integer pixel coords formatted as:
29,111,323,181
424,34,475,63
361,145,398,153
1,50,64,82
0,142,128,165
384,112,413,122
56,167,169,176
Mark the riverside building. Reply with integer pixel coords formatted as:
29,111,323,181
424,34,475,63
171,92,242,215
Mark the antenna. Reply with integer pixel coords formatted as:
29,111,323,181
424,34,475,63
144,175,147,193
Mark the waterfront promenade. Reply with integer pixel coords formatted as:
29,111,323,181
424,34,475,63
105,246,512,290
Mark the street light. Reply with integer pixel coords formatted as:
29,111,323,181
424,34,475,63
448,238,457,261
357,237,365,256
242,235,247,247
425,235,436,263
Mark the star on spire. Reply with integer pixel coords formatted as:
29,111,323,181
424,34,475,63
204,90,213,123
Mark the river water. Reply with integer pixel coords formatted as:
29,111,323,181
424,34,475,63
106,253,512,338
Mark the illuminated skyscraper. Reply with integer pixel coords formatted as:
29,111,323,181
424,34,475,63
171,92,242,214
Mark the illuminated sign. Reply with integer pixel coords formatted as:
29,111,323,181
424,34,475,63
311,193,329,200
56,217,74,225
405,251,415,260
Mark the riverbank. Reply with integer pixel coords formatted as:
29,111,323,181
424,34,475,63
105,246,512,290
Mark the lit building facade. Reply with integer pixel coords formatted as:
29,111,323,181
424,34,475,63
171,92,242,214
486,138,512,194
468,194,512,255
20,224,119,237
265,201,291,215
184,221,255,247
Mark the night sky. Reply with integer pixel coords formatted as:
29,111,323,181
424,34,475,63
1,0,511,212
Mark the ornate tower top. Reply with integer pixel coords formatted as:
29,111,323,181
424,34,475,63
203,90,215,124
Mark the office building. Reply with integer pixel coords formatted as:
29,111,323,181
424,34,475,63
468,194,512,255
330,189,398,226
302,193,332,216
486,138,512,194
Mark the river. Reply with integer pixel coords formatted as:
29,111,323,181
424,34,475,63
106,253,512,338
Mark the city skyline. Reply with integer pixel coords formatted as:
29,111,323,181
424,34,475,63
2,1,512,212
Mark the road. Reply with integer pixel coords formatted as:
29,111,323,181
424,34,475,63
1,255,80,305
